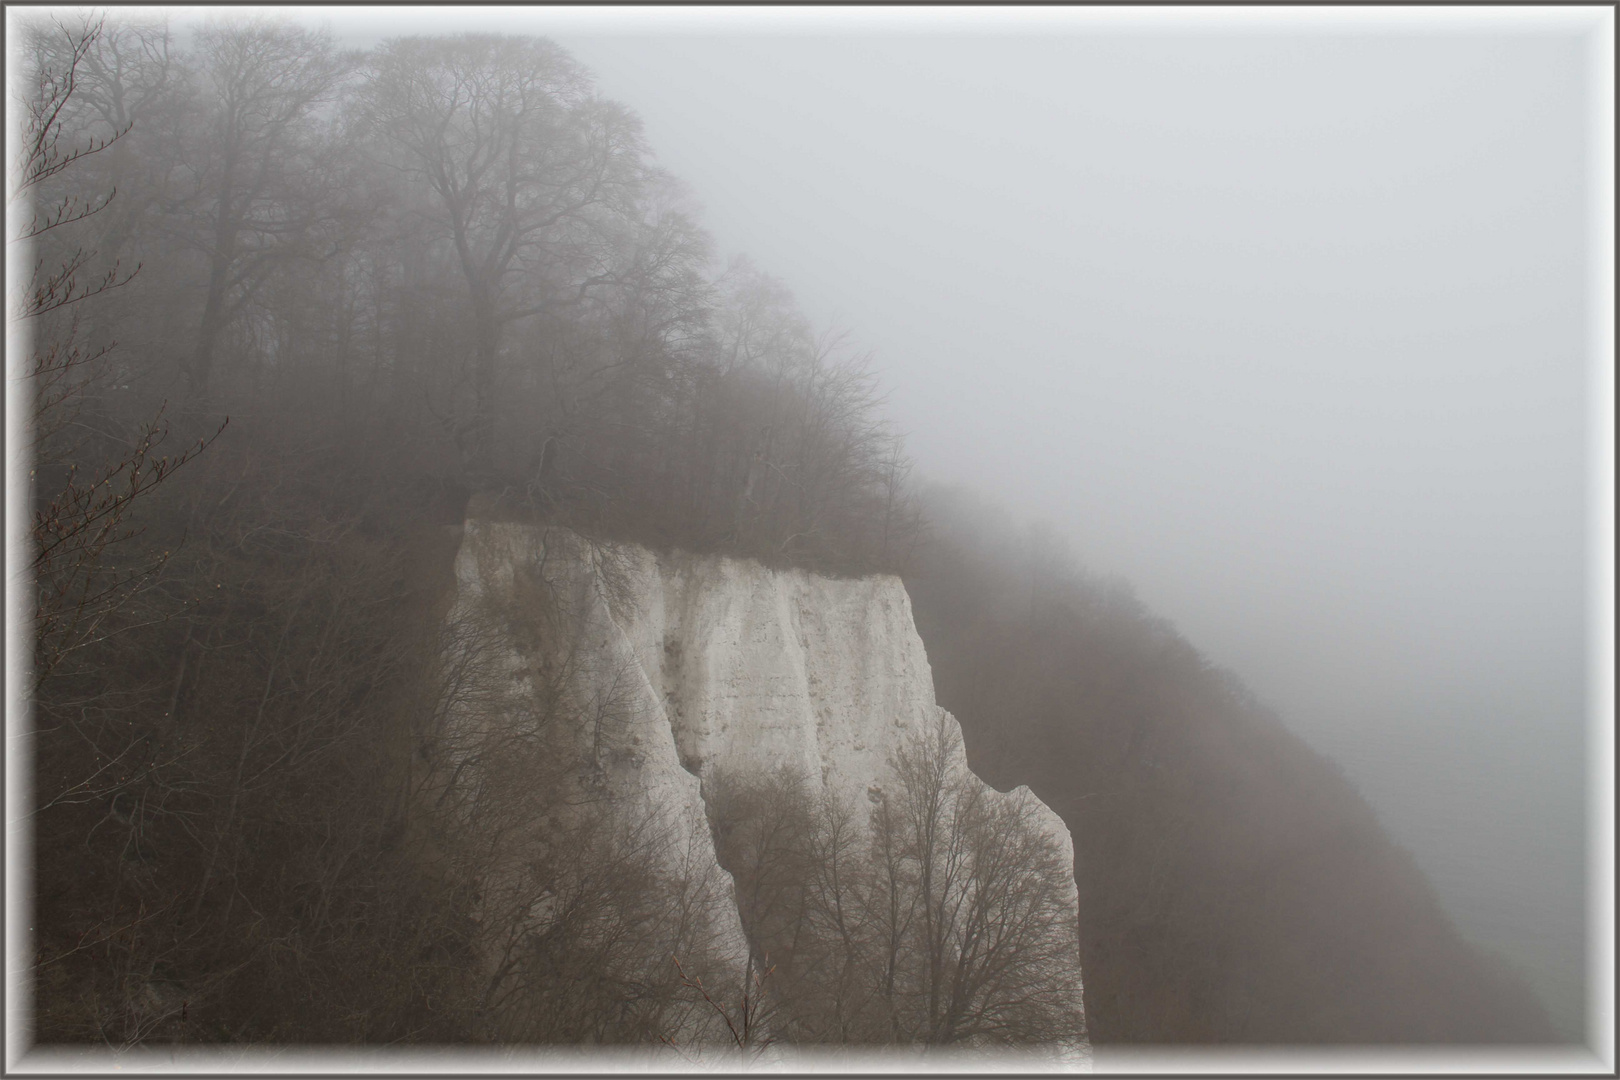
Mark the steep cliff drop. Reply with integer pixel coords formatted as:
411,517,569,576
444,515,1090,1065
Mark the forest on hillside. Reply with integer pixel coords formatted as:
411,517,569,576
12,15,1009,1048
904,489,1560,1044
16,13,1559,1051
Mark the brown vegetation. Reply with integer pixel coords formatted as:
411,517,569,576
19,12,1545,1052
705,714,1086,1047
18,14,911,1047
904,486,1561,1044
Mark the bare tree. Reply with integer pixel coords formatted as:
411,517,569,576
14,14,219,688
358,34,650,478
708,719,1084,1047
879,712,1084,1046
177,18,352,397
31,13,181,271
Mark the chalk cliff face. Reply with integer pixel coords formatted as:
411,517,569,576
445,517,1088,1059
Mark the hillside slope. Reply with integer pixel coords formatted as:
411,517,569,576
904,490,1558,1044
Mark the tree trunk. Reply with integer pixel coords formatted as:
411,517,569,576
189,156,240,399
468,290,500,480
189,280,228,396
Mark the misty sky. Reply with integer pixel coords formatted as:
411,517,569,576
169,5,1608,1037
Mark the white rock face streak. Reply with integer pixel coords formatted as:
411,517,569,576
447,518,1089,1063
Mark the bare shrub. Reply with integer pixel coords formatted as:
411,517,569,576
708,718,1085,1047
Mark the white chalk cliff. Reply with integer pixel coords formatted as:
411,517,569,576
446,517,1089,1063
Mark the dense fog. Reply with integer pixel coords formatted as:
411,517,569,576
11,3,1607,1060
316,7,1603,1036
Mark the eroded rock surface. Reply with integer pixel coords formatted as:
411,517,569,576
447,518,1088,1063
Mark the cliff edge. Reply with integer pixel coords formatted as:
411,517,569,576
445,517,1089,1061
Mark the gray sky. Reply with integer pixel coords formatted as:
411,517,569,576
190,5,1614,1038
